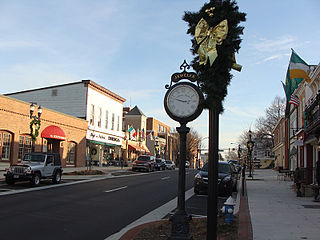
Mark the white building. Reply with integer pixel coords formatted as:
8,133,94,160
6,80,126,166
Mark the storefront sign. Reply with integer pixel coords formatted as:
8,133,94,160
87,130,122,146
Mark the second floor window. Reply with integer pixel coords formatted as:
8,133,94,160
117,116,120,131
105,110,109,129
89,104,95,126
111,113,115,130
97,107,102,128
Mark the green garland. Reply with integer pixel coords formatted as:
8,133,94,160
183,0,246,113
30,118,41,141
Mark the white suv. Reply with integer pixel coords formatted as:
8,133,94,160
5,153,63,186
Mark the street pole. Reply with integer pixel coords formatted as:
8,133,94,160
168,123,192,240
207,107,219,240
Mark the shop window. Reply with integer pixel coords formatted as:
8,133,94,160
67,141,76,165
90,104,95,126
0,131,12,161
42,139,48,152
18,135,32,160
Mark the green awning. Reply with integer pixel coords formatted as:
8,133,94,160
87,140,118,147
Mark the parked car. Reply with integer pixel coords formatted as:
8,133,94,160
155,158,166,171
4,152,63,186
194,161,238,196
165,160,176,170
228,159,241,173
185,161,190,168
132,155,155,172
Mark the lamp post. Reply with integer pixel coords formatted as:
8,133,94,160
247,130,254,178
29,103,42,152
237,144,242,161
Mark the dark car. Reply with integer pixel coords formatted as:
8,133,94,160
194,161,238,197
132,155,155,172
155,158,166,171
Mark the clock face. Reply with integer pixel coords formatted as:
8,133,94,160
166,84,200,118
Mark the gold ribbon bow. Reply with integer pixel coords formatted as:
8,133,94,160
195,18,228,66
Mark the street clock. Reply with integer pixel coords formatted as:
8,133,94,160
164,82,203,124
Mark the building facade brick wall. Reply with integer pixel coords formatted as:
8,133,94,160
0,95,87,167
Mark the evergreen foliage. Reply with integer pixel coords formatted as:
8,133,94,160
183,0,246,113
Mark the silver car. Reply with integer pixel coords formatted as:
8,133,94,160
165,160,176,170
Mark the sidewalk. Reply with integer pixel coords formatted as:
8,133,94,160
246,169,320,240
0,163,131,180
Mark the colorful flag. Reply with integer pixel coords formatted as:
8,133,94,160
289,49,311,83
132,129,137,138
289,94,300,107
128,126,134,133
141,128,145,139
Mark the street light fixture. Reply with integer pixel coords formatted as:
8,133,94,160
247,130,254,178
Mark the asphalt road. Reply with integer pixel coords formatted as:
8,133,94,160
0,169,200,240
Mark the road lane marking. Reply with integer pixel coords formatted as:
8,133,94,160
161,177,170,180
104,186,128,193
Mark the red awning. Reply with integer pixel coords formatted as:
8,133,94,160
41,125,66,141
128,142,142,152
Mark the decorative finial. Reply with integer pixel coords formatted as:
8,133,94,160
180,60,190,72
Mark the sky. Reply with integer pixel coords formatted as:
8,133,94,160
0,0,319,151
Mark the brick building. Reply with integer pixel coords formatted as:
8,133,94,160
122,106,149,161
0,95,87,167
5,80,126,166
146,117,176,161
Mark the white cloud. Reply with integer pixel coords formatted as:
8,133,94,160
262,53,290,62
225,106,262,118
0,40,42,49
251,35,297,53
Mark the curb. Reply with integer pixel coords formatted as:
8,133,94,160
237,180,253,240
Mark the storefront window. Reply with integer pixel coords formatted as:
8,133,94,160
42,139,48,152
0,132,12,161
18,135,32,160
67,141,76,165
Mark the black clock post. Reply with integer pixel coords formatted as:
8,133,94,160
164,61,203,240
168,123,191,240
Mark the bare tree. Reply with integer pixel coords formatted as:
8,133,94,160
255,96,285,139
171,128,200,168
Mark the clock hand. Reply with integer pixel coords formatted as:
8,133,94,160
175,98,187,103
